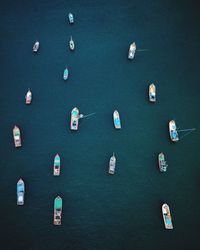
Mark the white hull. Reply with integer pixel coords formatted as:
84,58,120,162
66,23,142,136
109,154,116,174
113,110,121,129
149,84,156,102
70,107,79,130
169,120,179,142
162,204,173,229
128,42,136,59
33,41,39,52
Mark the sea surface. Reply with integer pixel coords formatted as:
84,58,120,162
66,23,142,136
0,0,200,249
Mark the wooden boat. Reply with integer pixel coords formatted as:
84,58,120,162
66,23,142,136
13,126,21,147
53,154,60,176
63,68,69,80
25,89,32,104
162,203,173,229
17,178,25,205
169,120,179,142
33,41,39,52
68,13,74,24
108,153,116,174
149,84,156,102
53,196,62,225
69,36,75,50
70,107,79,130
128,42,136,59
158,152,168,172
113,110,121,129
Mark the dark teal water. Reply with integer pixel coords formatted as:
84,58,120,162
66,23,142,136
0,0,200,249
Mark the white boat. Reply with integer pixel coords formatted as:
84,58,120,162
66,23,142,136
162,203,173,229
53,154,61,176
13,125,21,147
158,152,168,172
70,107,79,130
68,13,74,24
149,84,156,102
63,68,69,80
169,120,179,142
33,41,39,52
25,89,32,104
17,178,25,205
128,42,136,59
69,36,75,50
108,153,116,174
113,110,121,129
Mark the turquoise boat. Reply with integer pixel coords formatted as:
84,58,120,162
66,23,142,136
113,110,121,129
63,68,69,80
53,154,60,176
162,203,173,229
53,196,62,225
17,178,25,205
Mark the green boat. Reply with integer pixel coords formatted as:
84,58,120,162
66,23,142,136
53,196,62,225
63,67,68,80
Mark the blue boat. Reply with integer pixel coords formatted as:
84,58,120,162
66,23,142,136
162,203,173,229
63,68,69,80
113,110,121,129
17,178,25,205
169,120,179,142
68,13,74,24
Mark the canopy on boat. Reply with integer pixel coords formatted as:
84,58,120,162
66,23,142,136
55,197,62,209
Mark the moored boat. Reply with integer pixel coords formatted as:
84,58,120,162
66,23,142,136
17,178,25,205
113,110,121,129
63,67,69,80
13,126,21,147
162,203,173,229
69,36,75,50
109,153,116,174
33,41,39,52
128,42,136,59
68,13,74,24
149,84,156,102
25,89,32,104
158,152,168,172
53,154,61,176
169,120,179,142
70,107,79,130
53,196,62,225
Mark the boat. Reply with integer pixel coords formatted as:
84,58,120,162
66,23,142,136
25,89,32,104
69,36,75,50
68,13,74,24
149,84,156,102
70,107,79,130
17,178,25,205
53,196,62,225
33,41,39,52
128,42,136,59
13,126,21,147
113,110,121,129
63,68,69,80
158,152,168,172
169,120,179,142
53,154,61,176
162,203,173,229
108,153,116,174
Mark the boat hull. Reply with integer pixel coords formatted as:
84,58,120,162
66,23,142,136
33,42,39,52
17,179,25,205
162,204,173,229
70,107,79,130
158,153,167,172
68,13,74,24
149,84,156,102
53,196,62,225
63,68,69,80
169,120,179,142
128,42,136,60
53,154,60,176
113,110,121,129
109,155,116,174
13,126,21,147
25,91,32,104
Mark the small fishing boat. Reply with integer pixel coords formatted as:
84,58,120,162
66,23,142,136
169,120,179,142
149,84,156,102
53,196,62,225
63,67,69,80
70,107,79,130
53,154,60,176
33,41,39,52
158,152,168,172
108,153,116,174
17,178,25,205
113,110,121,129
13,126,21,147
68,13,74,24
25,89,32,104
162,203,173,229
128,42,136,59
69,36,75,50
